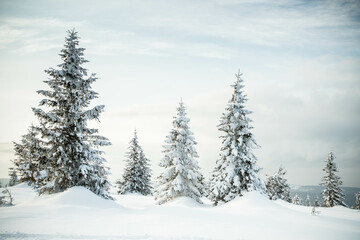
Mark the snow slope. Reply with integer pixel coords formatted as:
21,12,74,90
0,184,359,240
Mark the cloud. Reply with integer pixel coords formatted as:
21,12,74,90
85,30,237,59
4,17,84,28
0,25,38,47
78,0,360,60
134,0,360,49
2,1,359,58
0,17,85,53
246,57,360,179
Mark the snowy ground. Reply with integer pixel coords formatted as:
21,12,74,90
0,184,359,240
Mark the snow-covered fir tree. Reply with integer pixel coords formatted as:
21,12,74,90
320,152,345,207
8,168,18,187
0,188,13,206
116,130,152,195
154,101,205,204
305,194,311,206
208,71,265,205
314,194,320,207
32,29,111,199
353,192,360,210
265,166,291,202
292,193,302,205
311,204,320,216
13,125,47,187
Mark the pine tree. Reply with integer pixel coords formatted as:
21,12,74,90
117,130,152,195
292,193,302,205
311,204,320,216
32,29,111,199
265,166,291,202
13,125,48,187
208,71,265,205
8,168,18,187
0,188,13,206
314,194,320,207
353,192,360,210
154,101,205,204
320,152,345,207
305,194,311,206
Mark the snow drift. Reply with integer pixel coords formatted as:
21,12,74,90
1,184,359,240
34,186,120,208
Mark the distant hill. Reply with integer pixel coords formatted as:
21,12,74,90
290,185,360,207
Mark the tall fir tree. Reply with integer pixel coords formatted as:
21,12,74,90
320,152,345,207
32,30,111,199
13,125,47,187
116,130,152,195
154,101,205,204
265,166,291,202
208,71,265,205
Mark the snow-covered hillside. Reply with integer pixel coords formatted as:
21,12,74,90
1,183,359,240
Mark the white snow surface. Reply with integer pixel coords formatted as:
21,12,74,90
1,183,359,240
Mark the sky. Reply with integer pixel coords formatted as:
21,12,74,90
0,0,359,187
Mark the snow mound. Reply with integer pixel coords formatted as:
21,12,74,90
1,187,360,239
37,186,119,209
221,191,270,207
217,191,287,213
166,196,203,207
114,193,155,209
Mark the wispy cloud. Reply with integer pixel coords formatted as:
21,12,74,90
79,0,360,60
135,0,360,49
0,17,85,54
1,1,359,57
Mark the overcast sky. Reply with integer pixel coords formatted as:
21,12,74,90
0,0,359,187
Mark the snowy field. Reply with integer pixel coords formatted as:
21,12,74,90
0,183,359,240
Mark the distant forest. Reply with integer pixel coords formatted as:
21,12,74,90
290,185,360,207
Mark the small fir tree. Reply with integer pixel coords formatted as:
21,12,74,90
0,188,14,206
209,71,265,205
353,192,360,210
292,193,302,205
314,194,320,207
13,125,48,187
311,204,320,216
320,152,345,207
154,101,205,204
305,194,311,206
117,130,152,195
32,29,111,198
265,166,291,202
8,168,18,187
